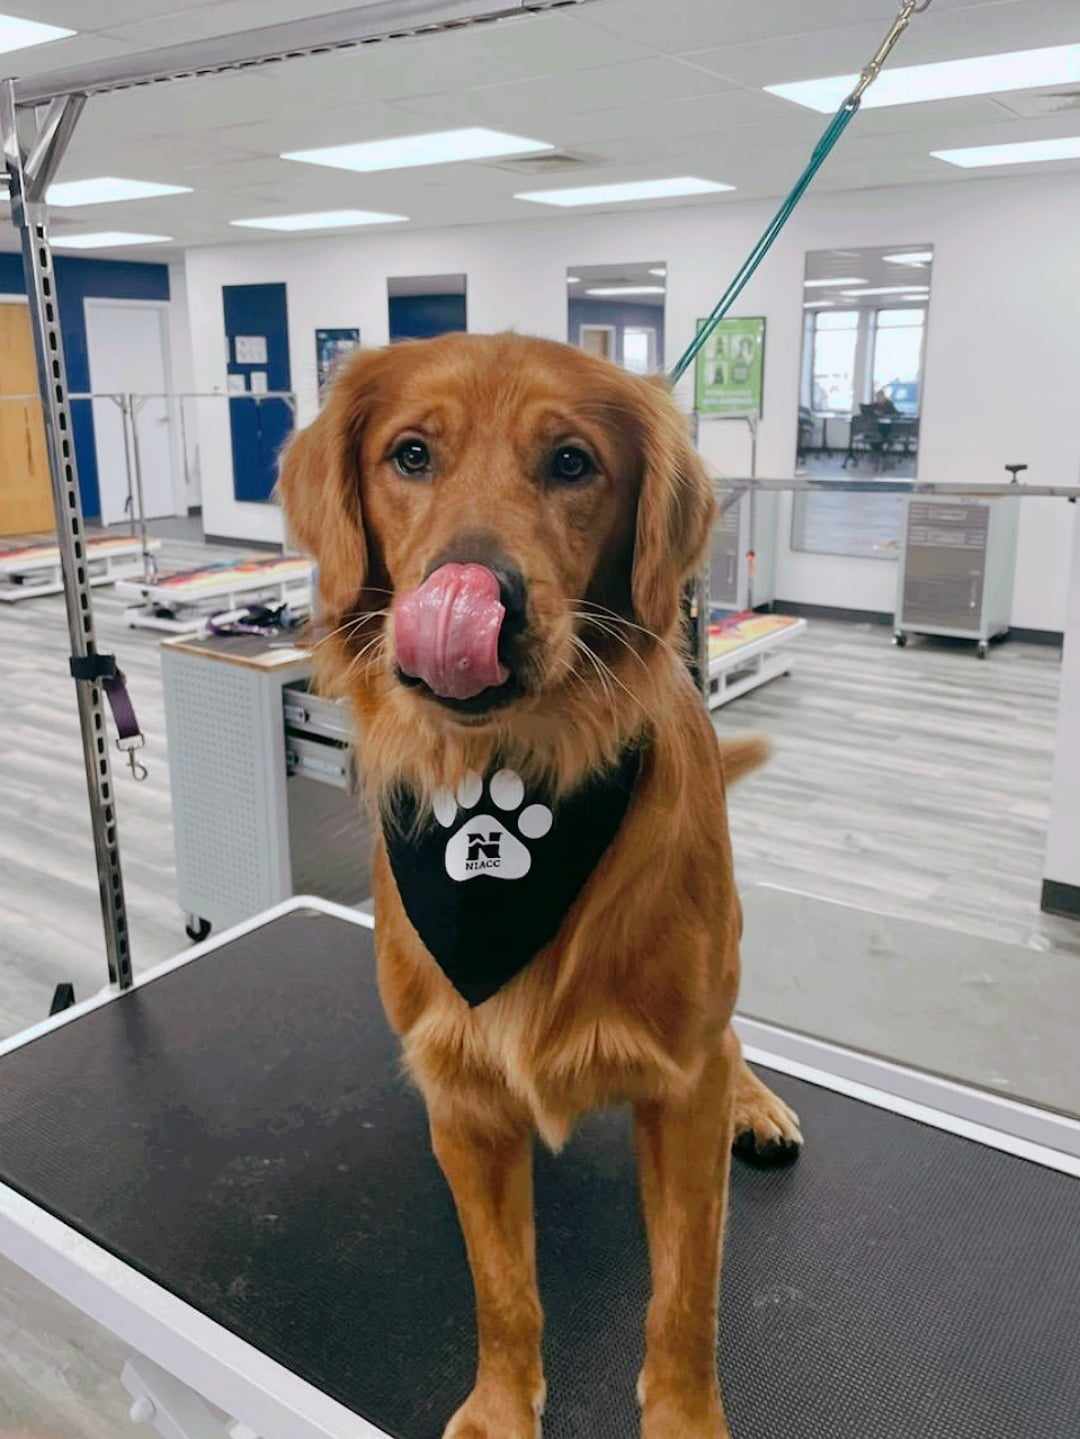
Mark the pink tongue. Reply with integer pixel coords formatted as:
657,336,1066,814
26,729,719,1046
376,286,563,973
395,563,509,701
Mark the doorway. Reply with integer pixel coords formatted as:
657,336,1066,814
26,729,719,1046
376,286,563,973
84,299,180,527
0,298,52,537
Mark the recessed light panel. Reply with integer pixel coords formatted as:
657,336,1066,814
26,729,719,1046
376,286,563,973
47,177,192,207
932,136,1080,168
52,232,173,249
804,277,867,288
282,128,552,173
585,286,666,296
517,177,733,207
231,210,408,231
766,44,1080,113
884,251,934,265
0,13,74,54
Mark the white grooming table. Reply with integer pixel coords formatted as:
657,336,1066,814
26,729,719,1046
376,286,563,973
0,534,161,602
707,610,807,709
0,896,1078,1439
118,555,314,634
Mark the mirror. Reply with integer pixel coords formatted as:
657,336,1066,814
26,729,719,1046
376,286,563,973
567,262,666,373
792,244,933,558
388,273,467,341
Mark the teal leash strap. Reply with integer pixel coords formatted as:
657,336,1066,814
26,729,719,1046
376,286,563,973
668,102,859,387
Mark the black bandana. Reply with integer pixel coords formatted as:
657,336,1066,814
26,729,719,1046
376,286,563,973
383,747,643,1006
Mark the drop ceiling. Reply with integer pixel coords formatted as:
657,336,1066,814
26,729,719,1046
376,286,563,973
1,0,1078,257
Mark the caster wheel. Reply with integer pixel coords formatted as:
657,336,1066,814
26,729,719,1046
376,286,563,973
893,632,908,648
977,642,988,660
185,916,212,944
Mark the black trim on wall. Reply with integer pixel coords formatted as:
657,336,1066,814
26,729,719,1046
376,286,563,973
773,601,892,626
772,601,1063,646
1041,880,1080,921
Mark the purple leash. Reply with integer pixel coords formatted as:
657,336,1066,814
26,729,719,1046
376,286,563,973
69,653,148,782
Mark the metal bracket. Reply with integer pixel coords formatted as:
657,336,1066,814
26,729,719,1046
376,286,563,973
1,78,133,990
122,1355,261,1439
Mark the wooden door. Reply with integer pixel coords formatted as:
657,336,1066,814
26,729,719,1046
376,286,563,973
0,302,53,537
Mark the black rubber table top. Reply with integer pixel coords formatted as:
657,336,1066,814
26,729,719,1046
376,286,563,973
0,909,1078,1438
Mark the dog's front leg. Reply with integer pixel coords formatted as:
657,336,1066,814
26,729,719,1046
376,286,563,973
431,1115,545,1439
633,1028,739,1439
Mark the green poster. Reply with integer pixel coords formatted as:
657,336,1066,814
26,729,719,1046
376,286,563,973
694,316,766,416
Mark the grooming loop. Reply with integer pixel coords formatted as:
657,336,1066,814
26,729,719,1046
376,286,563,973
669,0,934,386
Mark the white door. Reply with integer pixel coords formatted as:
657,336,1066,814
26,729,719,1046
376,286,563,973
85,301,178,526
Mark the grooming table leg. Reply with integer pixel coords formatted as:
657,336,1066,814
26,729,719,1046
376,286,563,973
122,1355,259,1439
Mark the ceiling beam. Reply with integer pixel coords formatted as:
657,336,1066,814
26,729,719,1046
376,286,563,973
8,0,596,107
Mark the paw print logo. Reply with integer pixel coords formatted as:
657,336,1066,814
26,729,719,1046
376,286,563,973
433,770,553,883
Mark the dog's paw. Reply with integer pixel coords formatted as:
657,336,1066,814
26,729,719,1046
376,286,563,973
638,1376,730,1439
732,1069,803,1169
434,769,553,883
443,1376,545,1439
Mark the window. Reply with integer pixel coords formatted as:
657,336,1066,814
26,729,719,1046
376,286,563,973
811,310,859,415
623,326,656,375
872,308,925,414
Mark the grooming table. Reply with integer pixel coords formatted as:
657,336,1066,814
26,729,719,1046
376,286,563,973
0,534,161,602
118,555,314,634
0,898,1077,1439
707,610,806,709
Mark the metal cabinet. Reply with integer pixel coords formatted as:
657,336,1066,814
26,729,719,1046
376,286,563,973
894,497,1020,657
162,635,372,941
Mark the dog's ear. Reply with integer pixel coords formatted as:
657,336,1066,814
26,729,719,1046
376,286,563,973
277,358,370,621
631,378,715,638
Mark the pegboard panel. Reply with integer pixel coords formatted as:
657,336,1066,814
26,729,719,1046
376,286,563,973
164,652,281,926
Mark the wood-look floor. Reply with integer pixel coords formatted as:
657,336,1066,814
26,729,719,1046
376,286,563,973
0,530,1074,1434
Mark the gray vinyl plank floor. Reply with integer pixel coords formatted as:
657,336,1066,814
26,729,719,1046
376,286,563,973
0,565,1075,1435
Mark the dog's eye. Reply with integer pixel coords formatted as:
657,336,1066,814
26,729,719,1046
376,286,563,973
392,439,431,477
551,446,595,483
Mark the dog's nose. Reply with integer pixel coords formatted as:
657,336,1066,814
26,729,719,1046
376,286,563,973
493,565,526,637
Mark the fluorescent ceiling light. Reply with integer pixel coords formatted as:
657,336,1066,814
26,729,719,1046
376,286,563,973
566,275,581,283
47,177,192,206
804,277,866,288
932,136,1080,169
804,301,837,309
231,209,407,231
52,232,172,249
517,176,734,207
0,13,74,53
884,251,933,265
282,127,551,173
648,267,667,277
765,43,1080,113
585,285,666,296
843,285,929,296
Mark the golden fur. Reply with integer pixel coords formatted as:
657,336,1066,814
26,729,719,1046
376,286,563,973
279,332,800,1439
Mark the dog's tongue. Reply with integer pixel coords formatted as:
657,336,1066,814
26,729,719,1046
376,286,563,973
395,563,509,701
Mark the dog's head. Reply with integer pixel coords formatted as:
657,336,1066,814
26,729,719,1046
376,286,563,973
279,333,712,736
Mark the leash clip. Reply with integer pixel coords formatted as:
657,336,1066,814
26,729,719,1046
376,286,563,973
116,732,149,783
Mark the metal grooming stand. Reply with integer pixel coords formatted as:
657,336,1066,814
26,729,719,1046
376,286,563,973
0,0,601,995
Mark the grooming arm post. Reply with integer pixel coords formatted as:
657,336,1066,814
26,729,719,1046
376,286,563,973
1,79,134,989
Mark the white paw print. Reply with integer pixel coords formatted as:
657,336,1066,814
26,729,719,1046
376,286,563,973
434,769,553,882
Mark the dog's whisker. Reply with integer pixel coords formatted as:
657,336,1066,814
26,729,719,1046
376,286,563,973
569,612,650,674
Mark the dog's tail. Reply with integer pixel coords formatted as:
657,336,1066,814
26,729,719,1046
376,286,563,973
718,733,770,785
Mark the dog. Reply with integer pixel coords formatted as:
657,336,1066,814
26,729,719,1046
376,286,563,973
279,332,802,1439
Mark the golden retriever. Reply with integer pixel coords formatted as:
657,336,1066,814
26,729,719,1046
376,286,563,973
279,332,801,1439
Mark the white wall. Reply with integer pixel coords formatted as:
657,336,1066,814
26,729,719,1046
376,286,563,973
184,172,1079,628
1045,503,1080,892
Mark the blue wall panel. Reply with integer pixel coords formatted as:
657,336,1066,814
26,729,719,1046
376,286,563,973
0,252,170,519
568,298,666,370
388,293,467,342
223,282,293,504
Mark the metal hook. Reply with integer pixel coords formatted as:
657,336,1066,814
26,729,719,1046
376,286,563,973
116,733,149,783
